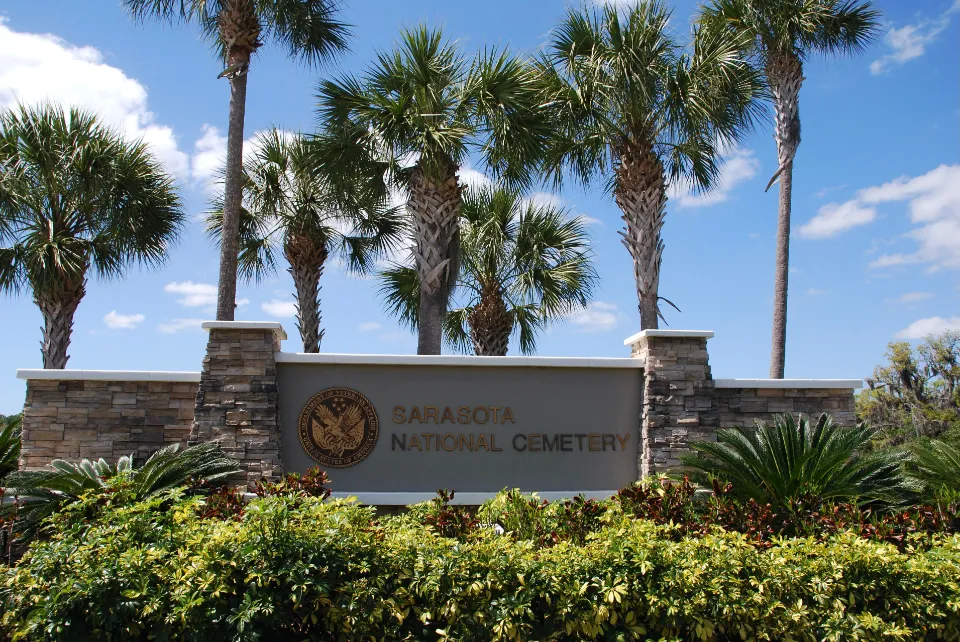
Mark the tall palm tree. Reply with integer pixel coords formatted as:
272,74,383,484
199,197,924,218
316,26,551,354
539,2,763,330
124,0,350,322
206,128,404,353
698,0,879,378
380,186,596,356
0,104,184,369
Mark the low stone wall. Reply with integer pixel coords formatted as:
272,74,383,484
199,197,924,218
14,326,862,489
17,373,198,470
714,380,857,429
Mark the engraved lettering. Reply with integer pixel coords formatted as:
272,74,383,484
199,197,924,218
513,433,527,451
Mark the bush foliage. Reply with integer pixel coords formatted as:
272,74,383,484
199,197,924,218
858,331,960,450
3,484,960,641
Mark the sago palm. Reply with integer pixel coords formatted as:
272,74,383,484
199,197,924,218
539,2,763,329
681,414,908,509
0,104,184,368
906,440,960,504
124,0,350,321
206,129,403,352
380,186,596,356
698,0,879,378
316,26,551,354
4,443,239,540
0,415,21,482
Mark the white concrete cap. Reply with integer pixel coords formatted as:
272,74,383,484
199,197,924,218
327,490,620,505
201,320,287,340
623,329,715,346
275,352,645,369
16,369,200,382
714,378,863,390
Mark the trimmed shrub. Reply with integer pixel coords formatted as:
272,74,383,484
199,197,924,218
2,489,959,641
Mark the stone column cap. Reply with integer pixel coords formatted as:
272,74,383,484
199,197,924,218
623,329,715,345
201,320,287,340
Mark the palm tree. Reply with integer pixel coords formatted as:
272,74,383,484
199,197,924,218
0,104,184,369
698,0,879,378
206,128,404,352
124,0,350,322
380,186,597,356
539,2,763,330
681,414,908,510
4,443,239,541
316,26,551,354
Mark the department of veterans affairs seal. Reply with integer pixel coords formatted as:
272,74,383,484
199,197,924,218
298,387,379,468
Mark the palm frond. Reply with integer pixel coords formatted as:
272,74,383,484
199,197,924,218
378,263,420,331
0,415,21,482
681,413,908,509
3,442,239,542
906,440,960,504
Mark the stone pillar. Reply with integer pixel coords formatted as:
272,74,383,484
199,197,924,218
626,330,718,478
191,321,286,488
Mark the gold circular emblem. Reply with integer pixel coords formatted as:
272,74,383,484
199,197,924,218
297,387,379,468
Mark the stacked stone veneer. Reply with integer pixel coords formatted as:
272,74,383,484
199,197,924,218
628,331,718,478
18,376,197,469
16,324,860,488
190,322,285,488
715,385,857,428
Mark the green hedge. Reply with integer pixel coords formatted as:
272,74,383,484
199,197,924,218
3,491,960,641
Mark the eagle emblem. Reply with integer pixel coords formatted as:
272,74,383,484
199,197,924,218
297,387,379,468
311,400,365,457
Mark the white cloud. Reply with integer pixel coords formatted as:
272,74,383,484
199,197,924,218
189,125,294,194
0,18,188,177
103,310,145,330
806,288,827,296
815,184,847,199
458,166,493,190
189,125,226,191
870,2,960,75
157,318,205,334
886,292,934,304
798,200,877,238
670,146,759,208
261,299,297,318
358,322,382,332
860,165,960,271
895,316,960,339
164,281,218,307
567,301,619,333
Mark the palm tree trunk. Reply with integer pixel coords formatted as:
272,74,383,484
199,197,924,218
468,288,512,356
284,236,328,353
615,141,667,330
215,47,251,322
408,166,462,355
768,55,803,379
35,275,86,369
770,161,793,379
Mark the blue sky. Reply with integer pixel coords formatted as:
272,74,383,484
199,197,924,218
1,0,958,413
